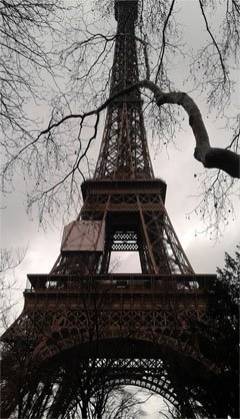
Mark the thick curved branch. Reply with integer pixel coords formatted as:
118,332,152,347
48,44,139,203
143,81,239,178
36,80,240,179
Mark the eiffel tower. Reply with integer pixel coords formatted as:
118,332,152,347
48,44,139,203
1,1,229,418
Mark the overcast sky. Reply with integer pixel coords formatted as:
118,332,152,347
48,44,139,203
2,0,239,292
1,0,239,417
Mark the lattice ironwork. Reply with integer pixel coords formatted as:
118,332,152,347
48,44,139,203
111,230,139,251
1,356,190,418
94,0,153,180
78,180,194,275
0,1,229,418
3,279,211,365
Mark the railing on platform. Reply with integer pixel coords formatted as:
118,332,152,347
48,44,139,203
25,273,215,294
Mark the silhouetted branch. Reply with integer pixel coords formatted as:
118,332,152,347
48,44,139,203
0,247,27,331
198,0,227,83
1,1,239,225
155,0,176,82
34,80,240,179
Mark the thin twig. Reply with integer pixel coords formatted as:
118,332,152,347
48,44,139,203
199,0,227,83
155,0,176,83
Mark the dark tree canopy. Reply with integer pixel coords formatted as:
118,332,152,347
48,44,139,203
195,245,240,418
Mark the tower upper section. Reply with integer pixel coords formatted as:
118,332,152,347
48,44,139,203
111,0,139,99
94,0,154,180
114,0,138,22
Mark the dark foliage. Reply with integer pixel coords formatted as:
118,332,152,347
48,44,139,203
197,245,239,418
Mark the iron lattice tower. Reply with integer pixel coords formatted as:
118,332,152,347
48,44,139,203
0,1,233,418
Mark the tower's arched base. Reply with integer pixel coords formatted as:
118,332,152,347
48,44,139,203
1,334,231,419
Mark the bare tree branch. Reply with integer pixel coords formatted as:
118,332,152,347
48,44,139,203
198,0,227,83
31,80,240,179
0,247,27,331
155,0,176,83
1,0,239,226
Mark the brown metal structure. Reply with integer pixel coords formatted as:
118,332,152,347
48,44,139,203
0,1,230,418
